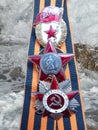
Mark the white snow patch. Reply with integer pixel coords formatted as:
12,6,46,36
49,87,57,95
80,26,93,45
0,91,24,130
90,87,98,94
68,0,98,46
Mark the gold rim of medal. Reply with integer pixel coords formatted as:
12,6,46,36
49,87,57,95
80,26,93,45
35,19,67,47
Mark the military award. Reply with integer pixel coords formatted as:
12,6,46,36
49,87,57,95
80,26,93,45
20,1,87,130
33,6,67,47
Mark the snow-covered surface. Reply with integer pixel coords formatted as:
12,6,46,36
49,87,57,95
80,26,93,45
0,0,32,44
80,69,98,129
0,0,98,130
0,0,98,46
68,0,98,46
0,91,24,130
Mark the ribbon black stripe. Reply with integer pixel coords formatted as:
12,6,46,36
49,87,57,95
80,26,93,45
20,0,40,129
34,1,54,130
46,0,54,128
56,0,62,7
34,114,42,130
33,0,43,130
46,0,63,130
63,0,85,130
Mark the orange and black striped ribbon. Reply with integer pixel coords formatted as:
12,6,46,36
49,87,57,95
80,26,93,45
20,0,87,130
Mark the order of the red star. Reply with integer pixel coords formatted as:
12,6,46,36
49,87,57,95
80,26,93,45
29,40,74,81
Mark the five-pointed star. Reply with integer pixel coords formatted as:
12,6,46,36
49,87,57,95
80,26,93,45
45,25,56,38
29,40,74,81
33,76,79,117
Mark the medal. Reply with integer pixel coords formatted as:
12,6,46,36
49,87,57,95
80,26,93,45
32,77,79,119
33,6,67,47
29,40,74,81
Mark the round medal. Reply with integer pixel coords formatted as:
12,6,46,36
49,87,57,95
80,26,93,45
43,90,69,113
40,53,62,75
32,76,79,119
33,6,67,47
35,20,67,47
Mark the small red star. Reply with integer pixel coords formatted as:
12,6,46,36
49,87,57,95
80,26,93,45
29,40,74,81
45,25,56,39
33,76,79,117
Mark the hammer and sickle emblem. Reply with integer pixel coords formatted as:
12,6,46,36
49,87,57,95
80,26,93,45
49,94,62,107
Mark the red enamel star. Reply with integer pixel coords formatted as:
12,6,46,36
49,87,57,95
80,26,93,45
29,40,74,81
45,25,56,39
33,76,79,118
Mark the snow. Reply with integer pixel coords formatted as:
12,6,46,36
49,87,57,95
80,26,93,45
0,0,32,44
68,0,98,46
0,91,24,130
80,69,98,110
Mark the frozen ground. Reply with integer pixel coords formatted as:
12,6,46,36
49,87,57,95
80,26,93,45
0,0,98,46
69,0,98,46
0,0,98,130
79,66,98,129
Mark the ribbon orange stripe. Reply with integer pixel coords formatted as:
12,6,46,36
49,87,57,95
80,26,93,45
61,41,78,130
60,30,78,130
39,0,45,12
57,0,71,129
62,0,64,8
51,0,56,6
55,43,65,130
61,42,78,130
52,0,65,130
37,1,49,130
27,40,40,130
27,0,45,129
62,1,78,129
40,0,57,130
66,0,87,129
64,42,78,130
56,4,66,130
54,120,57,130
27,64,38,130
57,118,64,130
